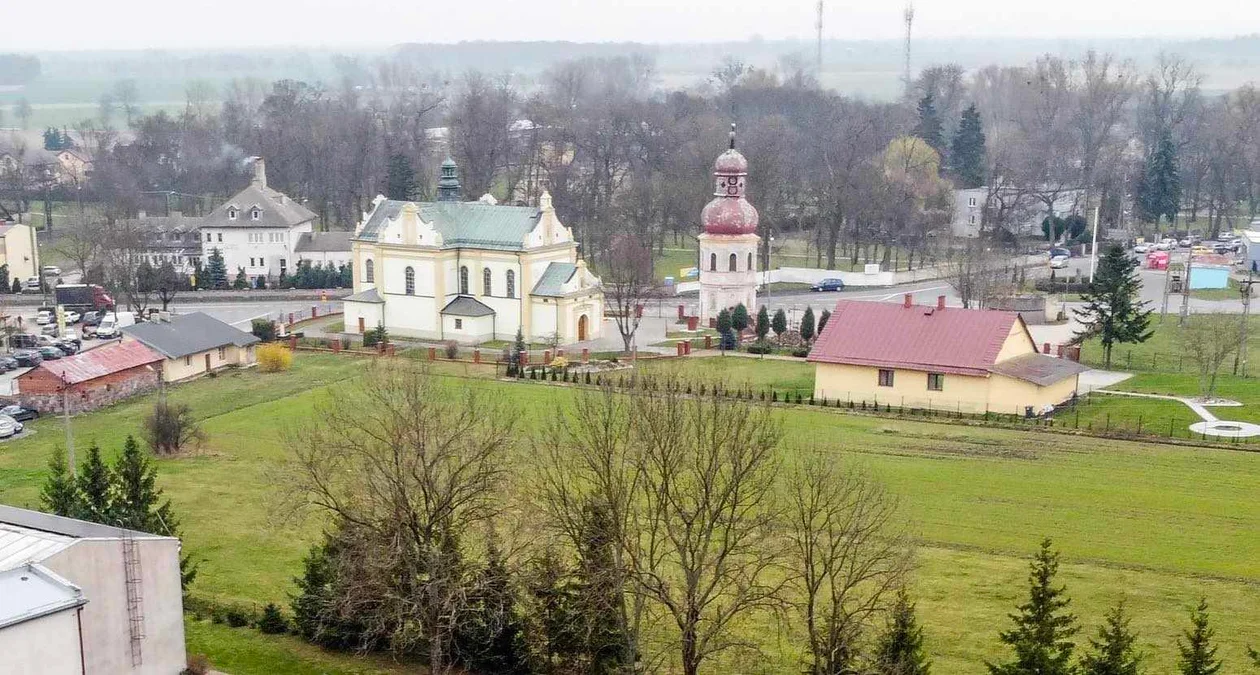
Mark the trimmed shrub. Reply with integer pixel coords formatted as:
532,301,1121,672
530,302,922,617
182,654,211,675
791,347,810,358
250,318,277,342
257,343,294,373
443,340,459,359
225,607,251,628
745,344,773,355
257,603,289,634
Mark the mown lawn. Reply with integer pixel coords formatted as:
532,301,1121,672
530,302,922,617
636,353,815,394
3,353,1260,673
1080,313,1260,374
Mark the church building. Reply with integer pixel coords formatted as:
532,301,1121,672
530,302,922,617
343,159,604,344
698,126,761,322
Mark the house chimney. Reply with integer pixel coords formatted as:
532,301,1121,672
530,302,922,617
251,157,267,188
137,209,147,220
937,295,946,310
903,293,913,308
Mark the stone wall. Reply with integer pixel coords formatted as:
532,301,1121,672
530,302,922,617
10,367,160,413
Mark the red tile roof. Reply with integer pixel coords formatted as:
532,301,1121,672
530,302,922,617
807,300,1024,376
26,339,163,385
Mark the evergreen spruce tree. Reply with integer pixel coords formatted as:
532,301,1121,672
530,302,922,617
950,104,987,189
1072,245,1153,368
987,539,1078,675
291,528,370,650
111,435,198,591
1177,599,1222,675
205,248,229,289
233,267,249,290
40,447,81,517
772,308,788,337
818,308,831,335
756,305,771,343
385,152,418,201
799,307,816,344
453,539,530,674
528,548,583,671
576,501,631,674
874,589,932,675
716,308,734,351
75,443,113,523
731,303,750,333
1080,602,1142,675
1136,128,1181,227
913,93,945,155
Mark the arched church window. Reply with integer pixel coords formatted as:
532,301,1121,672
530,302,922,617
364,259,374,283
459,266,469,295
483,268,492,296
710,253,717,271
729,253,738,271
404,267,415,295
748,252,754,270
506,270,516,298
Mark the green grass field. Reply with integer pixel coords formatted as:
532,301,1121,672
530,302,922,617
3,353,1260,673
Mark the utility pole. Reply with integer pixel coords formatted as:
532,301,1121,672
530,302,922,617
1088,207,1101,283
903,3,915,99
60,371,75,476
1236,272,1255,377
1179,253,1193,327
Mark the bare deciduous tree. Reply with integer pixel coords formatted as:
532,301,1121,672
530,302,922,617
283,363,518,674
603,234,655,352
1178,314,1242,400
786,455,910,675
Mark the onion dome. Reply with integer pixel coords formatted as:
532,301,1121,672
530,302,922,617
701,124,759,235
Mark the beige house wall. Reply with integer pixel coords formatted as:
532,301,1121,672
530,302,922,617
813,363,1080,415
0,222,39,280
161,344,255,382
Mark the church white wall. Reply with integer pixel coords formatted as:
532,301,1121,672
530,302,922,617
443,314,496,343
382,294,439,337
344,301,382,334
531,301,558,340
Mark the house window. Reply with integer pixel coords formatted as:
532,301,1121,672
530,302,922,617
483,268,492,295
459,266,469,295
206,232,212,242
729,253,738,271
251,207,260,220
969,215,976,225
878,369,895,387
249,258,255,267
364,259,374,283
927,373,944,391
506,270,515,298
454,318,463,329
228,208,237,220
218,346,226,359
968,197,977,207
709,253,717,271
748,252,753,270
184,356,191,366
405,266,415,295
217,233,223,242
279,258,286,271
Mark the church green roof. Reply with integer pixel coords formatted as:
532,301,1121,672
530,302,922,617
355,199,541,251
530,262,577,297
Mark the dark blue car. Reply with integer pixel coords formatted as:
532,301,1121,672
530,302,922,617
810,278,846,292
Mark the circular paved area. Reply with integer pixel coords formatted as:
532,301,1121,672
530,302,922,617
1188,420,1260,438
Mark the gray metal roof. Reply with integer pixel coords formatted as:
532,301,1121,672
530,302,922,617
530,262,577,297
441,296,496,317
121,312,260,359
0,523,74,571
0,505,171,543
0,564,86,629
204,184,316,229
356,199,541,251
343,287,385,304
988,353,1090,387
295,231,353,253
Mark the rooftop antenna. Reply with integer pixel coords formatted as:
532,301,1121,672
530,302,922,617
815,0,824,77
903,2,915,98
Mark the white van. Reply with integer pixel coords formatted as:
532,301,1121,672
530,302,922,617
95,311,136,339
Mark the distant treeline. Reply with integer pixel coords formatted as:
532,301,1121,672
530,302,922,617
0,54,40,86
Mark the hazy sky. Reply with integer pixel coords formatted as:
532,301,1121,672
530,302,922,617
6,0,1256,51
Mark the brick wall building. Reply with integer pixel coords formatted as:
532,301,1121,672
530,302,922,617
14,340,164,413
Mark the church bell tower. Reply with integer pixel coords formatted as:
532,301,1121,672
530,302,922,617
698,124,760,322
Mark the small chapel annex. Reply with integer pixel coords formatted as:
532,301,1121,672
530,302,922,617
343,159,604,344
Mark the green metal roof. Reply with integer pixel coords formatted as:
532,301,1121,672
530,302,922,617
530,262,577,297
356,199,541,251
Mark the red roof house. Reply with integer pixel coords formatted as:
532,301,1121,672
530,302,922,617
15,339,164,413
807,295,1087,415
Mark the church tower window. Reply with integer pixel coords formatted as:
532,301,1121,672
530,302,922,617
710,253,717,271
459,266,469,295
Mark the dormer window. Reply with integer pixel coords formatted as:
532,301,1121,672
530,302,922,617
227,207,237,221
251,207,261,221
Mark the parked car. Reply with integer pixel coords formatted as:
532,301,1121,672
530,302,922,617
1049,255,1071,269
39,324,59,336
34,309,53,325
54,340,77,356
810,278,846,292
0,415,24,435
1133,242,1152,253
40,265,61,277
1155,238,1177,251
1049,247,1072,259
0,416,18,439
22,277,41,293
38,346,63,360
95,311,136,339
63,310,81,324
0,404,39,422
7,334,39,350
12,350,42,367
0,357,17,372
60,329,80,347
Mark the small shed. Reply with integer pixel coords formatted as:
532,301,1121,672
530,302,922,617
14,339,164,413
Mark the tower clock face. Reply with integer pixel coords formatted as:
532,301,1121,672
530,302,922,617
726,178,742,196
